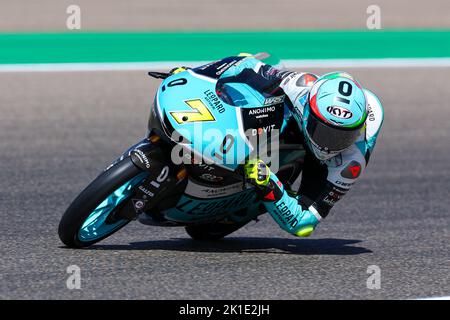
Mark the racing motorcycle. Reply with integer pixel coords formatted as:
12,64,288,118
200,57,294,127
58,54,306,248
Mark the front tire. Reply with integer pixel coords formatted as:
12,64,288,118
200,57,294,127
58,157,147,248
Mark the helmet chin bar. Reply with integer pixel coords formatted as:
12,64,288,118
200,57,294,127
306,131,343,161
311,145,338,161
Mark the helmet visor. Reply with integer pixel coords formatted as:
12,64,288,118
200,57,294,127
306,112,363,152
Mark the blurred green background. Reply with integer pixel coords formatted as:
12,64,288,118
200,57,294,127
1,0,450,64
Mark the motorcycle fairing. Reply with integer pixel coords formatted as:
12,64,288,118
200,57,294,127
155,69,285,171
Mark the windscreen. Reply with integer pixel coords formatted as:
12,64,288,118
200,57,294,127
216,68,284,109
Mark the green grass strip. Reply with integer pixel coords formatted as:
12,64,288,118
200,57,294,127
0,30,449,64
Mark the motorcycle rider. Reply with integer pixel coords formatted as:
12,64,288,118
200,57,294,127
211,55,385,237
59,53,384,248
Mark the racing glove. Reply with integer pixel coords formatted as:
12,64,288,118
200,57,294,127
244,159,271,188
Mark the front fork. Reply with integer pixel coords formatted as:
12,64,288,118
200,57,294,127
111,134,188,221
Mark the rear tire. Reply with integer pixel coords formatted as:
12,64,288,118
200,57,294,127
58,157,146,248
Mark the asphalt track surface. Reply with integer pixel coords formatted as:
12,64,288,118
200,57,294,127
0,67,449,299
1,0,450,31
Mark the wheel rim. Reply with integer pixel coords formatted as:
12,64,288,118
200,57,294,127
77,172,147,242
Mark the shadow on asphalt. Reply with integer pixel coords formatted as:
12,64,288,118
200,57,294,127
85,237,372,255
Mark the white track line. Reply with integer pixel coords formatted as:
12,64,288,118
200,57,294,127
0,61,210,73
418,296,450,300
1,58,450,73
283,58,450,68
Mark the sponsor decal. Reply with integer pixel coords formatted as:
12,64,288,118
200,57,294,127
186,181,243,199
200,186,237,197
248,106,276,116
176,191,255,215
132,199,147,213
334,180,355,188
251,124,276,136
332,186,347,194
199,60,217,70
241,102,284,150
326,106,353,119
215,60,238,76
281,72,298,86
323,189,344,206
340,161,362,179
264,191,275,201
323,197,335,206
274,201,298,228
138,185,155,197
197,163,215,172
264,95,285,106
248,106,276,119
194,57,244,79
349,166,361,177
199,173,224,182
367,104,376,121
133,149,151,169
204,89,225,113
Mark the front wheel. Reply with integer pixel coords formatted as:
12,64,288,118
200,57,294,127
58,157,148,248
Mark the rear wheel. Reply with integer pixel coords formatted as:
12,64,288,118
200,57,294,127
58,157,148,248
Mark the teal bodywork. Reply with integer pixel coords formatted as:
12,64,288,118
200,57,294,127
155,69,271,171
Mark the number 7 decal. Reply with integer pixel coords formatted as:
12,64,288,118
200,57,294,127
170,99,216,124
